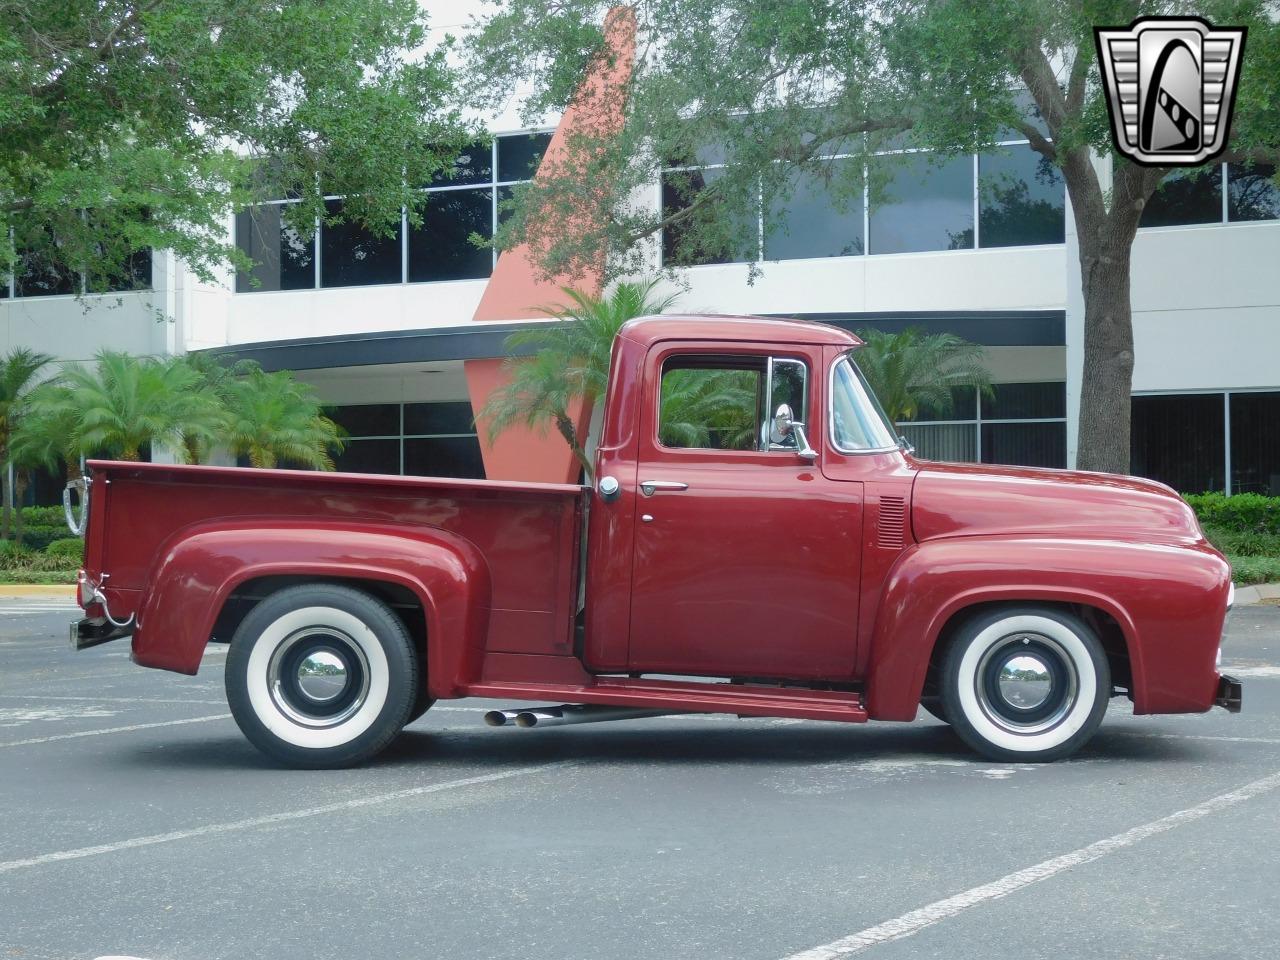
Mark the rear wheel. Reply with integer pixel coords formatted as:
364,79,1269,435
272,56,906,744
226,584,419,768
940,606,1109,763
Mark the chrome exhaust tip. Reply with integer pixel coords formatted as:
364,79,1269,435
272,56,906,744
483,710,523,727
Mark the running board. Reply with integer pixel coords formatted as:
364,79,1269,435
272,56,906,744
464,677,867,723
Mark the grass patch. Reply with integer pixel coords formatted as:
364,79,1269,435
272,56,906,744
0,568,77,585
1227,555,1280,586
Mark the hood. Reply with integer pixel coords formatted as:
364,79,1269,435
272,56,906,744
911,461,1204,545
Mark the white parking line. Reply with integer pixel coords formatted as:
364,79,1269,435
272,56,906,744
0,762,572,875
781,768,1280,959
0,714,230,747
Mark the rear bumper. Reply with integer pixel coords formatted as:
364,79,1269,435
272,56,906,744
70,617,133,651
1215,674,1243,713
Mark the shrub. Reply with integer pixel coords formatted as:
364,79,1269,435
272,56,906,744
1229,556,1280,586
0,540,35,562
45,538,85,561
1183,492,1280,536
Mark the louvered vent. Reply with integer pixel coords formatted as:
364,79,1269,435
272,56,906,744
877,496,907,549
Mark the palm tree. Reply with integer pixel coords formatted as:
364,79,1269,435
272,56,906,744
0,349,54,538
181,352,262,463
481,278,681,479
221,369,342,469
853,328,993,428
9,383,81,545
658,368,759,450
56,352,225,462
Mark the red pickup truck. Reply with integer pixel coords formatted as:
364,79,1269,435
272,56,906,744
69,315,1240,767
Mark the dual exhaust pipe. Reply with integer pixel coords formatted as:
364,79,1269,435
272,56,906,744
484,704,678,728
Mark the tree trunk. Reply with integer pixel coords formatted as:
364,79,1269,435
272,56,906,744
553,412,593,483
14,469,28,547
1,469,9,541
1075,237,1136,475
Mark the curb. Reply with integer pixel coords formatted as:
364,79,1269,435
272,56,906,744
1233,582,1280,606
0,584,77,598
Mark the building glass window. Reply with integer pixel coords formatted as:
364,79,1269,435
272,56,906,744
14,251,78,297
868,152,974,254
234,131,549,291
661,168,758,266
1130,393,1225,494
234,203,315,292
497,132,552,183
1140,166,1223,228
978,147,1065,248
1227,163,1280,222
899,382,1066,469
407,189,492,282
324,401,485,480
764,157,864,260
320,199,402,288
1229,392,1280,495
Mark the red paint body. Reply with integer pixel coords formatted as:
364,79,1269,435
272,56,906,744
78,315,1233,723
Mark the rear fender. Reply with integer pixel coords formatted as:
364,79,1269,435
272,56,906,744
132,520,490,698
864,537,1230,720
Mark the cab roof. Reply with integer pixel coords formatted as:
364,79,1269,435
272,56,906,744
618,314,861,350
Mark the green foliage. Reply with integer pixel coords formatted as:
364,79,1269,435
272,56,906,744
0,569,78,585
658,369,758,450
0,1,470,287
852,328,992,427
0,540,34,561
44,538,85,561
1184,492,1280,536
481,278,680,478
220,370,343,469
1228,555,1280,586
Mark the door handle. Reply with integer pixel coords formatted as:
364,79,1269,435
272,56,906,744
639,480,688,497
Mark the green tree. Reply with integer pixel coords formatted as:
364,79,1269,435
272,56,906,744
1,1,469,288
36,352,223,462
480,278,680,479
466,1,1280,475
853,328,994,428
0,348,53,538
221,368,342,469
658,368,759,449
10,379,81,546
182,352,263,463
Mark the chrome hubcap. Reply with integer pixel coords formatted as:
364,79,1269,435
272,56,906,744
975,633,1077,736
267,628,371,728
296,649,348,703
997,654,1054,709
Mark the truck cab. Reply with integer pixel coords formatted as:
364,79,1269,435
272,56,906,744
70,315,1239,768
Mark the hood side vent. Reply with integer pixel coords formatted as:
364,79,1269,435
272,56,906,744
877,496,907,549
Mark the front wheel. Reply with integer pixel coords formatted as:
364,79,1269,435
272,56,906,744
226,584,419,768
940,606,1109,763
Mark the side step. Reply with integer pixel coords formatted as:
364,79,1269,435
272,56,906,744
465,676,867,724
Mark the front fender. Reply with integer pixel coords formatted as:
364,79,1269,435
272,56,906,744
132,520,491,698
863,536,1230,721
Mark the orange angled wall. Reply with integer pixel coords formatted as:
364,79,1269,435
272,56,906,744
465,6,636,484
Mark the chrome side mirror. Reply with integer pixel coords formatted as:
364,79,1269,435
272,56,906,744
773,403,817,462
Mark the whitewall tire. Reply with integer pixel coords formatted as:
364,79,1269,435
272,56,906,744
940,606,1109,762
226,584,420,768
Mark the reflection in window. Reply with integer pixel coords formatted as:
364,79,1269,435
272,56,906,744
765,359,809,449
431,141,493,187
408,189,492,282
1140,167,1222,227
764,158,864,259
234,204,315,291
658,358,762,450
1227,163,1280,222
831,358,897,451
497,132,551,182
1230,392,1280,495
15,250,79,297
320,200,403,288
1130,393,1225,493
868,153,974,254
661,168,758,266
978,148,1065,247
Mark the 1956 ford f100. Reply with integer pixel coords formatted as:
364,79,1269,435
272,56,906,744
69,315,1241,767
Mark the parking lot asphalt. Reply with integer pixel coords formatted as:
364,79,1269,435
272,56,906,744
1,599,1278,960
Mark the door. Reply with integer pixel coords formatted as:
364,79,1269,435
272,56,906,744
626,345,864,680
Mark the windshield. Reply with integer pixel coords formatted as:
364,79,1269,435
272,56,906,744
830,353,898,452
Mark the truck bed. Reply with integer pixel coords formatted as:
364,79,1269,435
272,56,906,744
82,460,585,668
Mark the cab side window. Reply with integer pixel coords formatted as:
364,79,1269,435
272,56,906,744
657,354,808,452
